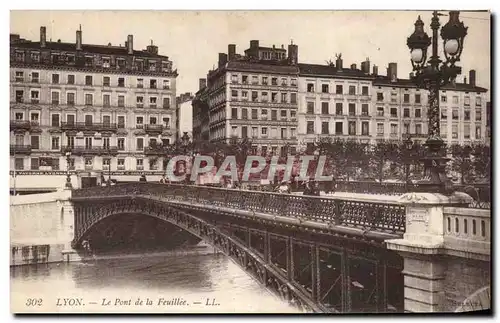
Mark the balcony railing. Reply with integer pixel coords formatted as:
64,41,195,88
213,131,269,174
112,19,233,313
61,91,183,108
144,124,164,133
61,146,118,155
10,144,31,155
10,120,31,131
60,122,118,132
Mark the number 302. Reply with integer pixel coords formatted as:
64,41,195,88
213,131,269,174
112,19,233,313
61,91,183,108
26,298,42,306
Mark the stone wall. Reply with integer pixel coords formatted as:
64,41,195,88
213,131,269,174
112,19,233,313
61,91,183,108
443,256,490,311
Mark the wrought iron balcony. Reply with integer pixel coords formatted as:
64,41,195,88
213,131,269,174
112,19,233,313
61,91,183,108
10,120,31,131
144,124,164,134
144,145,170,155
61,146,118,155
60,122,118,132
10,144,31,155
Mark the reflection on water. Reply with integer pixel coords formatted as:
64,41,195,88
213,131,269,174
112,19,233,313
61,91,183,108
11,252,301,313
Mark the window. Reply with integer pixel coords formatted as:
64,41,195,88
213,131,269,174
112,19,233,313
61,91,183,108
102,158,110,169
453,96,459,104
137,78,144,88
307,83,314,92
336,85,343,94
261,92,268,102
118,116,125,128
15,158,24,170
117,158,125,169
464,96,470,106
51,91,59,105
377,93,384,101
322,84,329,93
242,91,248,100
464,124,470,139
67,93,75,105
271,78,278,86
31,72,39,83
271,92,278,102
476,97,481,106
30,136,39,149
103,76,110,87
348,104,356,116
348,85,356,95
31,158,39,170
262,127,268,135
66,135,75,148
163,97,170,109
149,117,157,125
84,157,93,169
30,113,39,124
252,76,259,84
51,137,59,150
102,57,110,68
15,113,23,120
252,91,258,102
51,114,60,127
415,94,421,104
242,108,248,119
362,86,369,95
52,74,59,84
102,115,111,126
85,94,93,106
464,109,471,120
321,122,329,134
261,109,268,118
390,108,397,117
85,115,93,126
361,104,369,116
476,126,481,139
136,117,144,127
260,76,268,85
150,97,157,108
231,108,238,119
84,137,93,149
252,127,258,138
231,90,238,98
136,138,144,150
241,126,248,138
117,58,126,69
403,94,410,103
118,95,125,107
134,96,143,108
441,108,447,119
452,108,459,120
452,125,458,139
336,103,343,115
307,102,314,114
476,109,481,121
30,52,40,62
281,93,287,103
361,121,369,135
403,108,410,118
335,122,343,135
290,93,297,104
251,109,257,119
240,75,248,84
85,75,92,86
377,123,384,135
150,79,157,89
291,78,297,87
66,115,75,125
441,95,447,103
270,110,277,121
415,108,421,118
390,124,398,135
231,74,238,83
163,80,170,89
391,93,397,103
377,107,384,116
348,121,356,135
321,102,329,115
403,123,410,134
281,78,287,86
290,110,296,119
307,121,314,134
15,90,23,103
415,123,422,135
15,71,24,82
117,77,125,87
117,138,125,150
103,94,110,107
290,128,296,138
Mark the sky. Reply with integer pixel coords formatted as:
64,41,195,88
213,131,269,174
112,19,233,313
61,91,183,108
10,10,491,98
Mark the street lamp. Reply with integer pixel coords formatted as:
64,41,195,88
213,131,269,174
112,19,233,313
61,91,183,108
181,132,190,184
403,135,414,191
407,11,468,194
65,151,72,189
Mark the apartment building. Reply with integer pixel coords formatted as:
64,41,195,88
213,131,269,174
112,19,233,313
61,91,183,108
192,78,210,142
204,40,300,156
10,26,177,192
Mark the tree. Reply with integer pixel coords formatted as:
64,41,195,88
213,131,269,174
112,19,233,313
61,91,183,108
368,141,399,182
449,144,473,184
471,143,491,182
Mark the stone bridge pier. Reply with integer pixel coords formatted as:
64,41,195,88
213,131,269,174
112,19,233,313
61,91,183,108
386,192,491,313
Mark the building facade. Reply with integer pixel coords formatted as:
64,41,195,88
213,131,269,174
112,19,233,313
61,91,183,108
10,26,177,192
192,78,210,142
175,92,194,141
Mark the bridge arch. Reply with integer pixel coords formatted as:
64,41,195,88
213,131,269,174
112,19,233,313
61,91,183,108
454,286,491,312
72,196,322,313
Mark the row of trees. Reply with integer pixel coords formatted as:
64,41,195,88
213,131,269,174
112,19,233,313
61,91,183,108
148,138,490,184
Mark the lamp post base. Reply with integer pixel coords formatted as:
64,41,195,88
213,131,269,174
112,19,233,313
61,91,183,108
415,137,453,195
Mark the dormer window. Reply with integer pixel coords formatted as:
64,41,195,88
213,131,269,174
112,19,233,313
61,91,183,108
30,52,40,62
117,58,125,69
161,61,170,72
15,51,25,62
84,56,93,67
51,53,61,64
149,61,156,72
135,59,143,71
66,54,75,64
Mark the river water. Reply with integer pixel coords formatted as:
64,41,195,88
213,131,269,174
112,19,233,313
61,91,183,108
11,248,301,313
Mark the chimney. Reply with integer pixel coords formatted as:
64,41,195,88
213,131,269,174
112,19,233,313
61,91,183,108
127,35,133,55
249,40,259,59
40,26,46,48
287,42,298,65
199,78,207,90
146,40,158,55
218,53,228,67
350,64,357,70
76,25,82,50
469,70,476,87
373,65,378,76
387,62,398,80
336,55,343,70
228,44,236,61
360,58,370,74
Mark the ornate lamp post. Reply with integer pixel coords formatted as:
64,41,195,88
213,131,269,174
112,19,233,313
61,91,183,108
407,11,468,193
403,134,414,191
65,151,72,189
181,132,190,184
